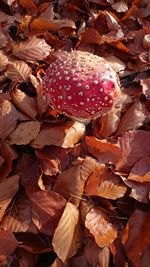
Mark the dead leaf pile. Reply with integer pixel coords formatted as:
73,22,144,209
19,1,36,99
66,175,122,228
0,0,150,266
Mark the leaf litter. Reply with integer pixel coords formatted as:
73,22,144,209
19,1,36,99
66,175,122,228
0,0,150,266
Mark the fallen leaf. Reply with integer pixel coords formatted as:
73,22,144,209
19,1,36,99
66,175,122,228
139,244,150,267
52,202,80,263
117,102,150,135
143,34,150,50
35,84,49,114
1,191,32,233
85,206,117,247
116,130,150,172
123,178,149,203
105,11,120,31
85,165,127,199
0,50,8,71
112,1,128,13
0,143,17,181
140,78,150,98
84,238,110,267
30,17,58,33
0,230,18,256
12,36,51,62
51,258,66,267
79,28,101,45
128,157,150,182
29,190,66,235
105,55,126,73
11,88,38,119
19,0,37,10
0,99,28,140
0,31,9,49
8,121,41,145
0,175,19,222
14,248,38,267
5,61,32,83
85,136,122,164
31,121,85,149
122,209,150,266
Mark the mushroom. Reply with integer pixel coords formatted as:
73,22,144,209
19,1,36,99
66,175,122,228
41,50,121,121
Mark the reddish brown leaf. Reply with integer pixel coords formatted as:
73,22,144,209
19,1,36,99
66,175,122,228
29,190,66,235
1,191,32,233
5,61,32,83
122,209,150,266
85,136,122,164
0,175,19,222
140,78,150,98
0,50,8,71
123,178,149,203
0,143,17,181
128,157,150,182
116,130,150,172
19,0,37,10
79,28,101,45
139,244,150,267
14,248,38,267
0,230,18,256
31,121,85,149
12,36,51,62
30,18,58,33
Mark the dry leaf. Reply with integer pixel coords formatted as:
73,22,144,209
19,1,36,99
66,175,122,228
122,209,150,266
19,0,37,10
116,130,150,172
12,36,51,62
8,121,41,145
85,136,122,164
128,157,150,182
105,56,126,73
5,61,32,82
0,143,17,181
14,248,38,267
35,84,49,114
0,50,8,72
85,206,117,247
51,258,66,267
31,121,85,149
112,1,128,13
139,244,150,267
0,99,27,140
0,175,19,222
1,191,32,232
0,31,9,49
0,230,18,256
105,11,120,31
117,102,150,135
143,34,150,50
85,165,127,200
123,178,149,203
52,202,80,263
140,78,150,98
29,190,66,235
30,18,58,33
11,88,38,119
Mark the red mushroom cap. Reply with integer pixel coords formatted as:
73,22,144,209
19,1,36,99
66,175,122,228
42,50,121,121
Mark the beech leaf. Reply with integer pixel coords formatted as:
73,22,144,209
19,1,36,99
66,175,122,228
8,121,41,145
12,36,51,61
0,230,18,256
52,202,80,263
31,121,85,149
128,157,150,182
5,60,32,82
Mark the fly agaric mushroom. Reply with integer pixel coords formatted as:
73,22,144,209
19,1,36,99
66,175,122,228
42,50,121,121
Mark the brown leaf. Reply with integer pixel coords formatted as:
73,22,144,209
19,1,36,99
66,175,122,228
5,60,32,82
85,136,122,164
128,157,150,182
79,28,101,45
12,36,51,62
30,18,58,33
0,99,28,140
52,202,80,263
19,0,37,10
139,244,150,267
31,121,85,149
0,175,19,222
0,143,17,181
123,178,149,203
116,130,150,172
8,121,41,145
16,233,52,254
0,50,8,72
0,31,9,49
122,209,150,266
11,88,38,119
84,238,110,267
105,11,120,31
0,230,18,256
85,206,117,247
112,1,128,13
29,190,66,235
51,258,66,267
35,84,49,114
117,102,150,135
1,191,32,233
14,248,38,267
140,78,150,98
85,165,127,200
35,145,68,176
105,56,126,73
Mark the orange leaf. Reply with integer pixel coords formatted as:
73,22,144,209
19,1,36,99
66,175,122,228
30,18,58,33
19,0,37,10
85,136,122,164
85,206,117,247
